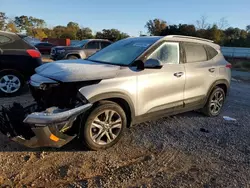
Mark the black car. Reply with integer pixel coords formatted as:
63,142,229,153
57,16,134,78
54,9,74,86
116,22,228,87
34,42,56,54
0,31,42,95
50,39,112,60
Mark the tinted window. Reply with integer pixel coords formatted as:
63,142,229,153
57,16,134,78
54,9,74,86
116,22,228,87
101,42,111,49
205,45,218,60
184,43,207,63
0,35,11,45
86,41,99,49
148,42,179,64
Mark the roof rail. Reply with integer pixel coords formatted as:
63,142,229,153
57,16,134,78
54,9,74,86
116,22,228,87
166,35,214,43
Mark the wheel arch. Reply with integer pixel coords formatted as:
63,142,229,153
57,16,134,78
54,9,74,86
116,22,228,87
88,92,136,127
205,79,230,103
65,53,81,59
0,69,25,81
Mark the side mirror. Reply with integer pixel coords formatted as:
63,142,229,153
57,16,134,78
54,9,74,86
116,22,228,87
144,58,162,69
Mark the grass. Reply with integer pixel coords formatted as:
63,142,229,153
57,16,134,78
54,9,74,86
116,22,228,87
226,58,250,72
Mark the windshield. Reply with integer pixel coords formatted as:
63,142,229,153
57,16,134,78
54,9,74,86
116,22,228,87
88,37,159,66
72,40,88,47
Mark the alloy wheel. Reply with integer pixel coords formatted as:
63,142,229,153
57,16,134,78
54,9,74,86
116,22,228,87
0,75,21,94
90,110,122,145
210,90,224,114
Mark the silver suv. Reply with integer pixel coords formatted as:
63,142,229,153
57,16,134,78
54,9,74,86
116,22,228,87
0,35,231,150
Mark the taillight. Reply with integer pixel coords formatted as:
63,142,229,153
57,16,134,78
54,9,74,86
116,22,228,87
26,49,41,58
226,63,232,69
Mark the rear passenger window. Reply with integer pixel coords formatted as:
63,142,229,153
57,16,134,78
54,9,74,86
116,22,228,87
0,35,11,45
183,43,207,63
86,41,99,49
101,42,111,49
205,45,218,60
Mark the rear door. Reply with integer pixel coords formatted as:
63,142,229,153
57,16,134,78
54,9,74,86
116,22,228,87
137,41,186,115
84,41,100,57
0,35,13,69
182,42,218,107
100,41,111,50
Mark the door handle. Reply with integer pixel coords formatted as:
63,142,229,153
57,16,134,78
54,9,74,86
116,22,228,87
208,68,215,73
174,72,184,78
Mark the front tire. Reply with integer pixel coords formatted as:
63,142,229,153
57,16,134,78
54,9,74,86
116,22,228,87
0,70,24,96
202,87,225,117
81,101,127,150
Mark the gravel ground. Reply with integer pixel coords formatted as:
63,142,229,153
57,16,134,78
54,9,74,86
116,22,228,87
0,81,250,187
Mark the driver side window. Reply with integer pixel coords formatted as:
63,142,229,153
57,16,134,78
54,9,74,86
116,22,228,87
148,42,179,64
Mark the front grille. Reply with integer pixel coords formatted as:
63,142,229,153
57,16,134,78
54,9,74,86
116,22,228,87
30,83,80,109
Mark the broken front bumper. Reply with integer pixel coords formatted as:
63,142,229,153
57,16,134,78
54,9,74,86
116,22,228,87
1,104,92,148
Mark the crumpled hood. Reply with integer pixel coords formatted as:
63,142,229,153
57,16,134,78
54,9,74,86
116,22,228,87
35,59,120,82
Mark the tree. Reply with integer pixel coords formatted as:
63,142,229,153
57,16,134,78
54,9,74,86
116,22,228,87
52,25,67,38
14,15,46,36
14,15,31,32
196,15,209,30
217,17,229,30
5,21,18,33
95,29,129,41
0,12,7,30
32,28,47,39
246,25,250,33
60,32,76,39
145,19,167,36
206,24,224,44
76,27,93,40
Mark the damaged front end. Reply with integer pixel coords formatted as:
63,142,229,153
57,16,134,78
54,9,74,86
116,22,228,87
0,103,91,148
0,74,94,148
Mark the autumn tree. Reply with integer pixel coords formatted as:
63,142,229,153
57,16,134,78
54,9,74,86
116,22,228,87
145,19,167,36
5,21,18,33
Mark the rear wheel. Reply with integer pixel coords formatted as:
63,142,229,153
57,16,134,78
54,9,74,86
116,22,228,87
81,101,127,150
202,87,225,117
67,55,79,59
0,70,24,96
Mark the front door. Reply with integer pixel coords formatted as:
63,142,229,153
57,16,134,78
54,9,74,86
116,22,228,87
137,41,186,116
84,41,100,57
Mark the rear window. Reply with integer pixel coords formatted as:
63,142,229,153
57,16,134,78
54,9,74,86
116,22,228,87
183,43,207,63
0,35,11,45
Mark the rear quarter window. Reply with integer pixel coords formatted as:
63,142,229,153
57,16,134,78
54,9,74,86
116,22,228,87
183,43,207,63
205,45,218,60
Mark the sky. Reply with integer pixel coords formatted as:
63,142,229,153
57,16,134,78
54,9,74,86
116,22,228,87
1,0,249,36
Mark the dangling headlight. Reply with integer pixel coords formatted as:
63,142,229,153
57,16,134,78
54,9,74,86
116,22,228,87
39,83,60,90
